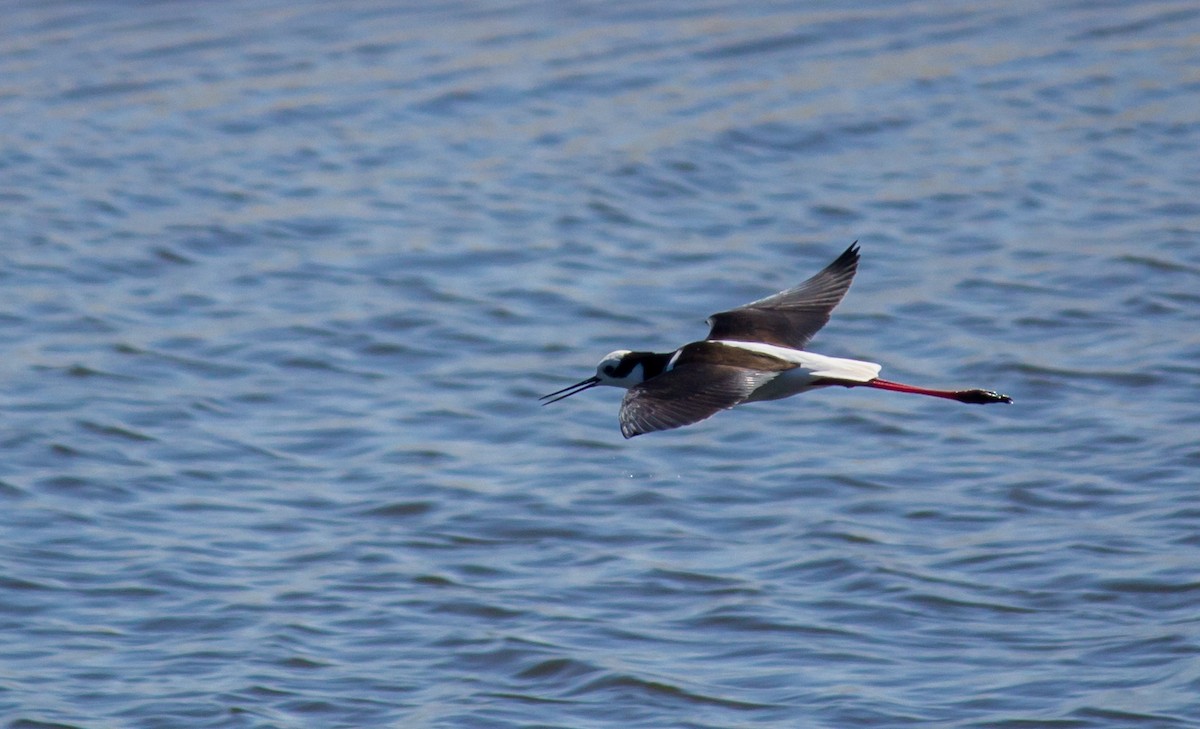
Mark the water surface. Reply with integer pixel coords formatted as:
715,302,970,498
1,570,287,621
2,1,1199,727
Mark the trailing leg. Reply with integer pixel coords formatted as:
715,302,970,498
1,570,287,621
826,377,1012,404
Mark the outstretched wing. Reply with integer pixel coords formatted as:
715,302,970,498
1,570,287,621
618,364,777,438
705,242,860,350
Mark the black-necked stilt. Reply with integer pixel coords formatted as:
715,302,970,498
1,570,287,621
541,243,1012,438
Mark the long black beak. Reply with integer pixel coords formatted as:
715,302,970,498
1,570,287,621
539,376,600,405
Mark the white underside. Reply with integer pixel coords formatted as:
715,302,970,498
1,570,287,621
713,340,882,402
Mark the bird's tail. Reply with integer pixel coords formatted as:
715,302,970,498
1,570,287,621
801,353,882,382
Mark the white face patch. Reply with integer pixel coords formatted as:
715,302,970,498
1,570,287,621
594,350,645,389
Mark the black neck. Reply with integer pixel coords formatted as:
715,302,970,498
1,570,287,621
621,351,673,380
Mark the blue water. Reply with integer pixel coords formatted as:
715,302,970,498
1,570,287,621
2,1,1199,727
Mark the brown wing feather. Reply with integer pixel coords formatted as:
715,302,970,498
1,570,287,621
705,242,859,350
618,364,777,438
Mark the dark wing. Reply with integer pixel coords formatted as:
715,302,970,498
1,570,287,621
618,364,777,438
705,242,859,350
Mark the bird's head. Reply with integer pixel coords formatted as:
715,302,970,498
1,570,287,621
540,350,655,404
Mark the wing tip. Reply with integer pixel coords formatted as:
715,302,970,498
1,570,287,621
837,240,861,268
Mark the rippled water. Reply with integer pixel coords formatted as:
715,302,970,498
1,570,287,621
2,1,1199,727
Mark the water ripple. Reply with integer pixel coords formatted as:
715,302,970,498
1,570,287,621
2,0,1200,727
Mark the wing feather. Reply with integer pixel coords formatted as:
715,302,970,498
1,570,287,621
619,364,776,438
705,242,859,350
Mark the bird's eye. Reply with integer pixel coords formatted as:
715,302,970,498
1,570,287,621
602,365,616,376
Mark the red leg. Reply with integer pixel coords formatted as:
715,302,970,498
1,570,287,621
832,378,1012,404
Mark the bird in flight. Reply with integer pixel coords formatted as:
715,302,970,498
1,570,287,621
541,243,1012,438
